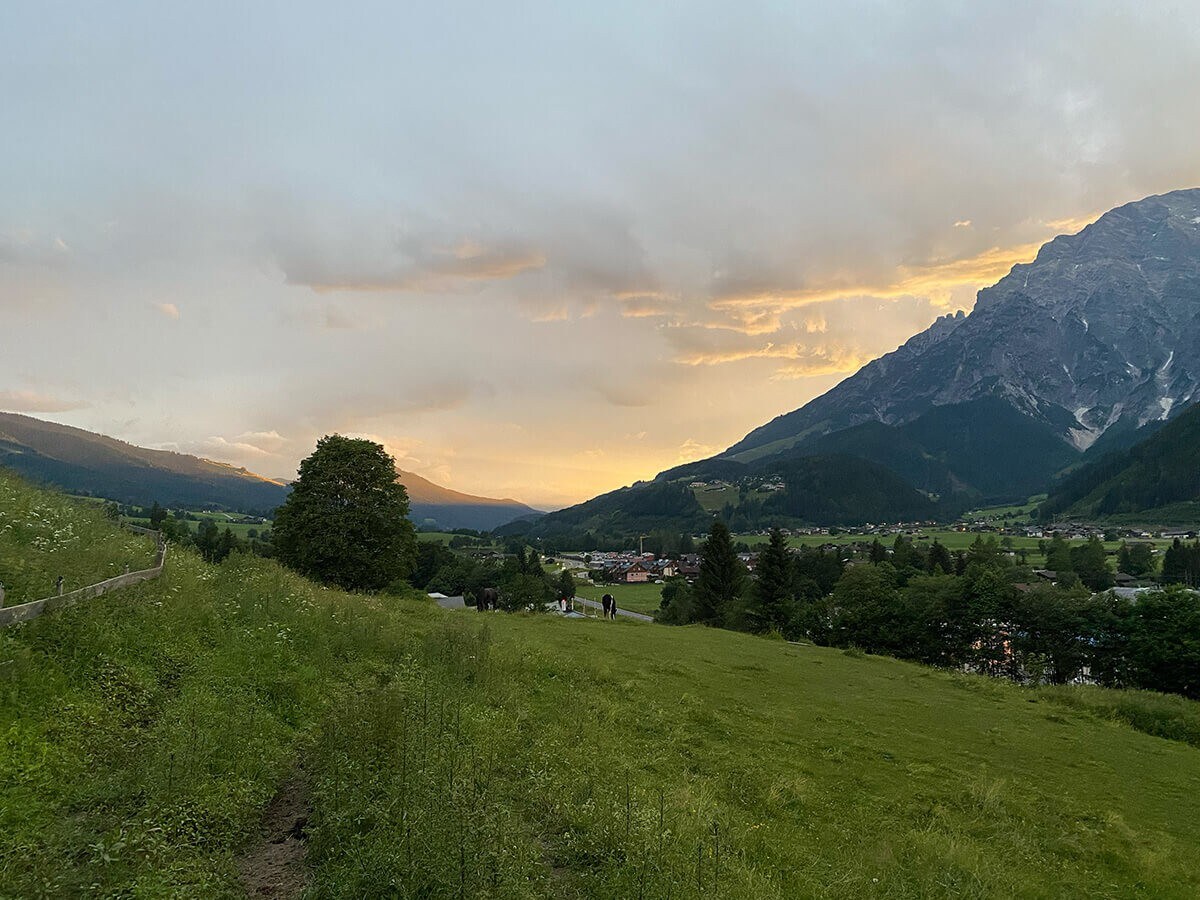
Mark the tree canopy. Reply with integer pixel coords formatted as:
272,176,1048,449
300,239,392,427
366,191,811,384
273,434,416,591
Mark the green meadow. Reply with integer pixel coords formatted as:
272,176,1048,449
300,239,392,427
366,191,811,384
573,580,664,615
3,472,1200,897
122,509,271,540
730,528,1154,569
417,530,459,545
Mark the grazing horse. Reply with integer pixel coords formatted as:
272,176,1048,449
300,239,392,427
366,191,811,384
476,587,499,611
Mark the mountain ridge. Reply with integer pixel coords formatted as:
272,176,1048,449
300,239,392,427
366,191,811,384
530,188,1200,537
0,411,539,530
727,187,1200,460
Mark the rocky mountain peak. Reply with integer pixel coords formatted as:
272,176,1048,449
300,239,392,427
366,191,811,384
726,188,1200,459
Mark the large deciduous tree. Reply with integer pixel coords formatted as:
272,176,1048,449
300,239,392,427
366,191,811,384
273,434,416,591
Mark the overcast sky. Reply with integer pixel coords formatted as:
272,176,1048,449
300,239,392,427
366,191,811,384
3,2,1200,507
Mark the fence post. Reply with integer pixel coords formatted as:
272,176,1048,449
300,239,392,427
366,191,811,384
56,576,64,597
125,563,130,574
0,582,5,608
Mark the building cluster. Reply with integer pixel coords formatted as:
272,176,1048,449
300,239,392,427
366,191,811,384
580,551,699,583
572,548,774,584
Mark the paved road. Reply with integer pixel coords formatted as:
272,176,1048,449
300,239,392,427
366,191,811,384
572,596,654,622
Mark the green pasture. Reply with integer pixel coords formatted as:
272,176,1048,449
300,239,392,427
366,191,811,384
4,472,1200,896
416,530,457,545
691,484,741,513
574,579,664,615
123,515,267,540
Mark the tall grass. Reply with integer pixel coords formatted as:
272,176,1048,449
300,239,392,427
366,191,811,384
1037,684,1200,748
0,539,436,896
0,470,157,605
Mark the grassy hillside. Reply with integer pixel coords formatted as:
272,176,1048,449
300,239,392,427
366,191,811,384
0,471,159,604
4,473,1200,896
574,580,663,614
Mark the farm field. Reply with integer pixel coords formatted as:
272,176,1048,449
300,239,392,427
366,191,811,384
125,517,268,539
574,579,663,615
730,528,1158,567
416,531,498,550
416,530,457,545
964,494,1046,524
5,473,1200,896
691,483,775,513
119,508,272,540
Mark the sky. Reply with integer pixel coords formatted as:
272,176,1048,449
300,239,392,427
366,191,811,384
3,2,1200,508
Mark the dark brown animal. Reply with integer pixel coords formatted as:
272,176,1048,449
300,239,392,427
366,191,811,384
476,587,498,611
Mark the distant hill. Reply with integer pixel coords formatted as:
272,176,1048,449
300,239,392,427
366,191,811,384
0,412,541,530
398,468,542,531
666,397,1080,503
0,411,289,514
498,478,712,545
1040,401,1200,523
500,453,942,545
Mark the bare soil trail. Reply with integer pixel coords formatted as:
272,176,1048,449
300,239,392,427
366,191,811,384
238,770,311,898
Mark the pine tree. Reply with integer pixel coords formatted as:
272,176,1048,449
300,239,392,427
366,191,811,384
1117,542,1133,574
1069,537,1112,591
892,534,915,570
1162,538,1189,584
746,528,794,632
693,520,745,626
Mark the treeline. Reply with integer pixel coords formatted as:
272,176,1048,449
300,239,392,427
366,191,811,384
128,501,275,564
501,455,964,550
662,523,1200,700
159,515,274,564
1161,538,1200,586
410,541,574,611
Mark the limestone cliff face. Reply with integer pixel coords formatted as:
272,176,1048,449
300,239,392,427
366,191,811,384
728,188,1200,458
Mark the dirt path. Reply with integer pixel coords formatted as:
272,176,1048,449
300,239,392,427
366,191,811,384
238,769,312,898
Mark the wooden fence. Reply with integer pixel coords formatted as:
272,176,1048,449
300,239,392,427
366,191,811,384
0,530,167,629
